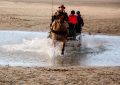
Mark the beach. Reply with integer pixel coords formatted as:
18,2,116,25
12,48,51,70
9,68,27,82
0,0,120,34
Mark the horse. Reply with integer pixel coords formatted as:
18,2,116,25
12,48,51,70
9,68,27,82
50,14,68,55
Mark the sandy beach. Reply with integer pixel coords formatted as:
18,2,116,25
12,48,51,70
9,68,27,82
0,0,120,85
0,66,120,85
0,0,120,34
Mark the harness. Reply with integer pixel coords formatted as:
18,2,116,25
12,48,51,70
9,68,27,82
51,20,67,35
51,29,67,35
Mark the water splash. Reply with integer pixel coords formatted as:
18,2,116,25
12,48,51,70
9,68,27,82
1,37,63,58
0,31,120,67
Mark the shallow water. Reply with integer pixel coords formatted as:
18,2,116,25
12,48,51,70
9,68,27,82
0,31,120,67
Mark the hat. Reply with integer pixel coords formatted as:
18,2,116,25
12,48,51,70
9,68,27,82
76,11,80,14
59,5,65,9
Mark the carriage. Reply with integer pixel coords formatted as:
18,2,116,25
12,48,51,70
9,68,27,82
49,4,83,55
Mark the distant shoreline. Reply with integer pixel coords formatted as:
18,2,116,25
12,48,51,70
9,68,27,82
3,0,120,7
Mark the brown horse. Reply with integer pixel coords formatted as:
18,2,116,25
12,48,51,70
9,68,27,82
50,14,68,55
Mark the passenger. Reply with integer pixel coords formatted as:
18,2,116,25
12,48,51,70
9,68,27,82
68,10,77,40
76,11,84,34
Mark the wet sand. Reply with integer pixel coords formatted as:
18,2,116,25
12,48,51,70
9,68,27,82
0,0,120,85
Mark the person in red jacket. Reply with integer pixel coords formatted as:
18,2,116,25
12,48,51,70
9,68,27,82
68,10,77,40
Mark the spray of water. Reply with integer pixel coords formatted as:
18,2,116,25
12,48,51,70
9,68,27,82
1,37,62,58
0,31,120,66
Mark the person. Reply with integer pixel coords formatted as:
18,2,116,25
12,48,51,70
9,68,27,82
51,4,68,23
68,10,77,40
51,11,58,23
76,11,84,34
48,5,68,38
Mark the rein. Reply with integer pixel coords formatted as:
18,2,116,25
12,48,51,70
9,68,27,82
51,29,67,35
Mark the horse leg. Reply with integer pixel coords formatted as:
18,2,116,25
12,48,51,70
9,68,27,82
52,40,56,56
52,39,56,47
47,31,51,38
61,41,65,55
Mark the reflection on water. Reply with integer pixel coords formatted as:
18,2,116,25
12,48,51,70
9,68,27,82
51,53,87,67
0,31,120,67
